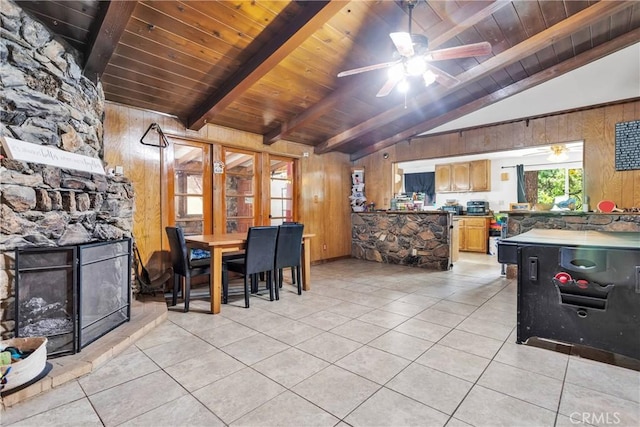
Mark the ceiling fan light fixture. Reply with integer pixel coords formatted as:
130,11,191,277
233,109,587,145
406,56,427,76
547,145,569,162
397,79,410,93
423,69,436,86
388,63,404,80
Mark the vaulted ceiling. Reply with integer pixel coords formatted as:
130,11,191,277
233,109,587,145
16,1,640,160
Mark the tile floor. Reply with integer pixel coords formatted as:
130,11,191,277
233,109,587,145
2,254,639,427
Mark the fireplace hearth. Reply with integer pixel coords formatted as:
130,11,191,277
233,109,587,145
15,239,131,357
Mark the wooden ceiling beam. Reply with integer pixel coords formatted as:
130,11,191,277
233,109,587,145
264,0,509,146
350,28,640,161
187,1,345,131
316,0,635,154
83,1,137,83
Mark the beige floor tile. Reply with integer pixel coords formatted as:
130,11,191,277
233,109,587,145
494,342,568,380
345,387,449,427
565,357,640,403
299,310,352,331
164,347,245,392
430,300,478,316
325,301,375,318
438,329,503,359
252,347,329,388
415,344,491,382
262,320,324,346
394,318,452,342
262,300,323,319
120,394,224,427
140,334,215,368
192,367,285,424
369,288,409,300
78,345,158,396
196,320,259,348
455,317,513,341
88,370,187,427
357,309,410,329
8,398,102,427
414,308,467,328
231,390,339,427
0,380,86,425
467,305,516,327
351,293,395,309
134,320,194,350
234,309,296,333
368,330,435,360
295,332,362,363
336,345,411,385
478,361,563,411
554,414,597,426
330,319,388,344
454,385,556,427
167,310,233,334
291,365,380,419
397,293,440,308
221,333,289,365
378,300,427,317
386,363,473,415
445,417,474,427
559,383,640,427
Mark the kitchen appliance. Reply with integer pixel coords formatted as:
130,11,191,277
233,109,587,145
441,204,463,215
467,200,489,215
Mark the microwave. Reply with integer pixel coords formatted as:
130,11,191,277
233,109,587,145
467,200,489,215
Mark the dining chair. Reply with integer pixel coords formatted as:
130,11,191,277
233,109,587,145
165,226,210,312
222,226,279,308
275,223,304,295
282,221,300,285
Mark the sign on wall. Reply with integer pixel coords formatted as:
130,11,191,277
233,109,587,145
615,120,640,171
0,136,105,175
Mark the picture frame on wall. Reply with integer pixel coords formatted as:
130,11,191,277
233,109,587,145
509,202,531,211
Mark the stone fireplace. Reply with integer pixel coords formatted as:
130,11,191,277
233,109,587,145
0,1,135,342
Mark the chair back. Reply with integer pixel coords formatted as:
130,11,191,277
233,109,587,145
275,223,304,269
244,226,279,275
165,226,189,276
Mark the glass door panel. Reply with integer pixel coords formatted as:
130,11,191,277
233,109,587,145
269,157,295,226
173,143,209,234
225,150,255,233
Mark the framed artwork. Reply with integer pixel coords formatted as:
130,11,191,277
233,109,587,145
509,202,531,211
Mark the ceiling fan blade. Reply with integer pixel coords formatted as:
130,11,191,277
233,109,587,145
376,76,401,97
337,60,400,77
425,64,459,88
426,42,492,61
390,32,414,57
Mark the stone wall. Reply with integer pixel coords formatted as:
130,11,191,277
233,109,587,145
505,212,640,237
352,212,452,271
0,0,134,338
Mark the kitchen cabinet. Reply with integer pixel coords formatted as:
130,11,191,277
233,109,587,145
458,216,490,253
435,160,490,193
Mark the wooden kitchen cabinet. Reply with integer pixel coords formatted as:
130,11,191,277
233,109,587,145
458,216,490,253
435,160,491,193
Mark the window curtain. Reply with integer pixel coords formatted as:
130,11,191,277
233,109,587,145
404,172,435,204
516,164,527,203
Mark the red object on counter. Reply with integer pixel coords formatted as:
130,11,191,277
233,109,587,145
554,272,572,284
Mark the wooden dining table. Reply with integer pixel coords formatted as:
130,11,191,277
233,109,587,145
185,232,315,314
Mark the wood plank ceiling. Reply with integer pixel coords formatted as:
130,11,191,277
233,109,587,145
16,0,640,160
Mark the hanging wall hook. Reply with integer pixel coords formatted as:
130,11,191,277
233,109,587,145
140,123,169,148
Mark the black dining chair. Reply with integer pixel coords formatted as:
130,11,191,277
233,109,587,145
275,223,304,296
165,226,210,312
282,221,300,285
222,226,279,308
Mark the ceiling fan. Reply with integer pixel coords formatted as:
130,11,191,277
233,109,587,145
337,1,492,97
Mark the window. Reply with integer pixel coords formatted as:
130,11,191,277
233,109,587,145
537,168,583,209
269,157,295,225
224,149,255,233
171,142,211,234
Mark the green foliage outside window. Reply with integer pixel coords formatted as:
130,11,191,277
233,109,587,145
537,168,583,209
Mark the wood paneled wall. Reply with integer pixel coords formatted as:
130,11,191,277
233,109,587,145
103,102,352,273
355,100,640,211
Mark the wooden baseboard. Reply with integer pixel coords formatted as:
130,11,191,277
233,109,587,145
311,255,352,265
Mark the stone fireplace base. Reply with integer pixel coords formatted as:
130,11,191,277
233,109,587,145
0,296,166,408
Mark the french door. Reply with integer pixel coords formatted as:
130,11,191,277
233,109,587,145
163,137,297,235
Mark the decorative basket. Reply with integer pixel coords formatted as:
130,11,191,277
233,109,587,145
0,337,48,393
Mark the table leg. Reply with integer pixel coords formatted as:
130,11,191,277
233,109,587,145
211,247,223,314
302,237,311,291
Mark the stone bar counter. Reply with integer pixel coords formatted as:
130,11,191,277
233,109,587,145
352,211,452,271
504,211,640,237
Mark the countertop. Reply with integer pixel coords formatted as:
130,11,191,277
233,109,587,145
500,210,640,216
354,210,450,214
501,229,640,249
